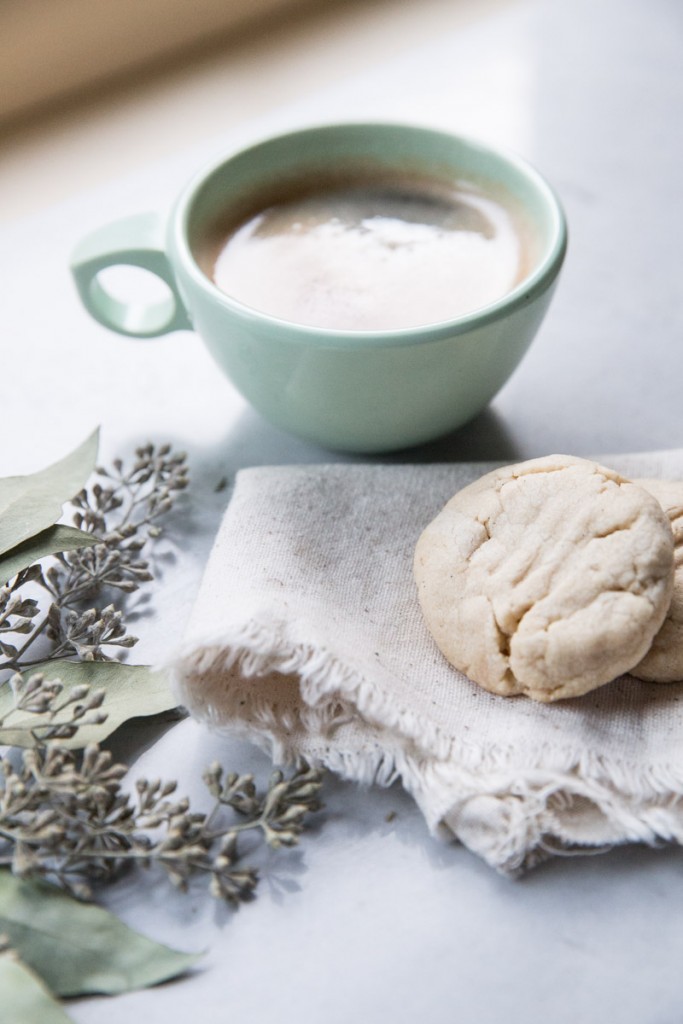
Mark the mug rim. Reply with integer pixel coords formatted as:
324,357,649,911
170,121,568,348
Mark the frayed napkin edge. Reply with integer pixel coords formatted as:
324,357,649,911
166,620,683,875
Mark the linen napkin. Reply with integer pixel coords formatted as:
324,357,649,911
170,452,683,874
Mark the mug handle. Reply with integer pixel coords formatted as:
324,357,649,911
70,212,193,338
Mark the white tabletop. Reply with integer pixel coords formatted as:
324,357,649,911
3,0,683,1020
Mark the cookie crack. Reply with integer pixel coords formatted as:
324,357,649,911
492,614,510,658
492,599,535,660
590,520,636,540
475,515,493,540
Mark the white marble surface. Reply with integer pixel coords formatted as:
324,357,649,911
2,0,683,1020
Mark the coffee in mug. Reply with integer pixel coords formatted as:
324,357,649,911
193,171,539,331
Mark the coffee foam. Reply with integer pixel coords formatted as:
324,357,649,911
196,175,538,331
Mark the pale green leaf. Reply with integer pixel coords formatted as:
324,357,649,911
0,946,75,1023
0,429,99,558
0,524,99,585
0,661,178,748
0,872,201,997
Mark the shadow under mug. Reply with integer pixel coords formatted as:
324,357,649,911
70,123,567,453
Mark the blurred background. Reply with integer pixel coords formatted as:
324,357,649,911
0,0,510,224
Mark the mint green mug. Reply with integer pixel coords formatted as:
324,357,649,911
70,123,567,453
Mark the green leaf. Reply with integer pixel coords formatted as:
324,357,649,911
0,661,178,748
0,872,201,997
0,429,99,558
0,524,99,585
0,946,76,1023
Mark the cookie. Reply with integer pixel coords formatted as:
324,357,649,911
630,478,683,682
413,454,675,702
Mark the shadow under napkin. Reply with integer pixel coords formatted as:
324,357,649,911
169,455,683,874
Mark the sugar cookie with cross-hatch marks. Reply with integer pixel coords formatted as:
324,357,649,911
414,455,675,702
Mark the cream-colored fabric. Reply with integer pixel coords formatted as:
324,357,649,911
170,452,683,874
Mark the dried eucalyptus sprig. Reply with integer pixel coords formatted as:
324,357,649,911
0,438,324,909
0,737,323,903
60,442,189,595
0,671,107,745
204,763,324,850
0,443,188,673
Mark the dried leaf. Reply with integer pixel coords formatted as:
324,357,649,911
0,661,178,748
0,524,99,586
0,946,75,1023
0,429,99,557
0,872,201,997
